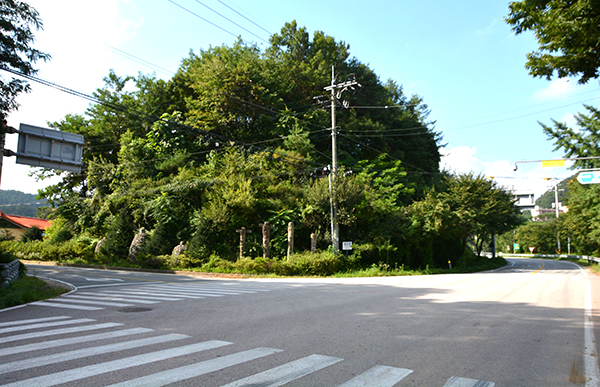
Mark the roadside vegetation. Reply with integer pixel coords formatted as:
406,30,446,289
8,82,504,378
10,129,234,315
0,249,68,309
2,4,521,278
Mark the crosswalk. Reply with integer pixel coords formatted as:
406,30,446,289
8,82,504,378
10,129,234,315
30,282,275,311
0,316,495,386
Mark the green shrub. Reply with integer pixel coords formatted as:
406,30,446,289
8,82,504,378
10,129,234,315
11,240,95,263
21,226,44,242
49,229,73,244
0,230,15,242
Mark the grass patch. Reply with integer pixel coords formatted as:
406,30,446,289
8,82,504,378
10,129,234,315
0,276,69,310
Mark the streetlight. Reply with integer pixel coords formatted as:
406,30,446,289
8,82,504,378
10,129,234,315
513,156,600,171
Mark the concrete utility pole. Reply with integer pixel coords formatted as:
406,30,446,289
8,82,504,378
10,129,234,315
259,222,275,258
286,222,294,261
323,65,360,254
554,182,561,253
236,227,252,260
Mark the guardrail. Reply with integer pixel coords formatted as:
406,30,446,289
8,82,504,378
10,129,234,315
499,253,600,264
0,259,20,288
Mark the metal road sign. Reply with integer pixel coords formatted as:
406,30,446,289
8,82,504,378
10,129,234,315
577,171,600,185
16,123,84,173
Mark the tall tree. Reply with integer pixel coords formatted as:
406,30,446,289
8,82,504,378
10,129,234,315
540,105,600,169
506,0,600,84
0,0,50,122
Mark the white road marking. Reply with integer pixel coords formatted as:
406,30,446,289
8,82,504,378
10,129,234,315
3,322,123,343
0,318,95,334
0,327,153,357
220,354,343,387
582,269,600,387
0,333,189,373
106,347,283,387
84,277,124,282
1,340,232,387
0,316,71,328
31,301,104,310
337,365,413,387
74,293,160,304
443,376,495,387
46,298,135,307
97,290,184,301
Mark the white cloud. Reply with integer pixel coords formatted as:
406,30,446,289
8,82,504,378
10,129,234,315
440,145,569,200
440,145,478,174
533,78,577,101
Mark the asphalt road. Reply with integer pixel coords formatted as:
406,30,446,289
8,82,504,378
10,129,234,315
1,258,599,386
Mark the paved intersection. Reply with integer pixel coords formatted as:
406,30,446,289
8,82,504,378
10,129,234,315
0,315,494,386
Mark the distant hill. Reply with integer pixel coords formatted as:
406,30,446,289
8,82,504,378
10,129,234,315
0,190,48,218
535,175,573,209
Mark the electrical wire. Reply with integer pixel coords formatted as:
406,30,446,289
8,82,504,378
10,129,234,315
193,0,269,44
104,45,176,77
217,0,272,36
167,0,253,45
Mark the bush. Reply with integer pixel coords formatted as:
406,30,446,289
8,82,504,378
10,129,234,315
10,239,95,263
0,230,15,242
21,226,44,242
49,229,74,244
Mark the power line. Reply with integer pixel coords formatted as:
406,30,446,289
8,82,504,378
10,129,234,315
104,45,175,77
167,0,252,44
217,0,272,36
193,0,269,44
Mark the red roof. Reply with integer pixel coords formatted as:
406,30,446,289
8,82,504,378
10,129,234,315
0,211,52,230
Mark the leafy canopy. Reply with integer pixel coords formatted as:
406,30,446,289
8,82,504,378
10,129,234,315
0,0,50,122
506,0,600,84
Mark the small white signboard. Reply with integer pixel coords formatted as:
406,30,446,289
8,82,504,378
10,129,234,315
577,171,600,185
342,241,353,251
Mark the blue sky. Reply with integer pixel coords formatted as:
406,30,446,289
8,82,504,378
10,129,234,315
3,0,599,197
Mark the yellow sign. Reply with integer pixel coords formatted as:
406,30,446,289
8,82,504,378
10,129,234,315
542,159,565,168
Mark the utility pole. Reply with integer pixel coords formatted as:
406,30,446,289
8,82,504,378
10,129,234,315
323,65,360,254
554,181,561,254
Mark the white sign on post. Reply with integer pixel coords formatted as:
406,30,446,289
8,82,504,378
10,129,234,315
342,241,352,251
577,171,600,185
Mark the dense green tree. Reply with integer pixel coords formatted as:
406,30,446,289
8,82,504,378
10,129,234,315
535,177,571,209
408,173,523,264
506,0,600,84
540,105,600,169
560,182,600,255
35,22,448,266
515,221,559,254
0,0,50,121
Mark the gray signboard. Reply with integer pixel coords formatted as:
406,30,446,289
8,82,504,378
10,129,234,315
16,124,84,173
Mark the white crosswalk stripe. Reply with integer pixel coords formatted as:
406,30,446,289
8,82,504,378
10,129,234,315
0,333,189,373
0,315,71,328
220,354,343,387
337,365,413,387
31,301,104,310
30,281,279,310
106,347,284,387
443,376,495,387
0,316,496,387
3,322,123,343
0,327,153,356
61,294,160,304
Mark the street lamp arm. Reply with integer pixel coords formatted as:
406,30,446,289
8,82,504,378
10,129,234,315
513,156,600,171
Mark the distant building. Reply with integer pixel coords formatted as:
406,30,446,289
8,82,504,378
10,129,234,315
531,203,568,219
513,192,535,212
0,211,51,239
